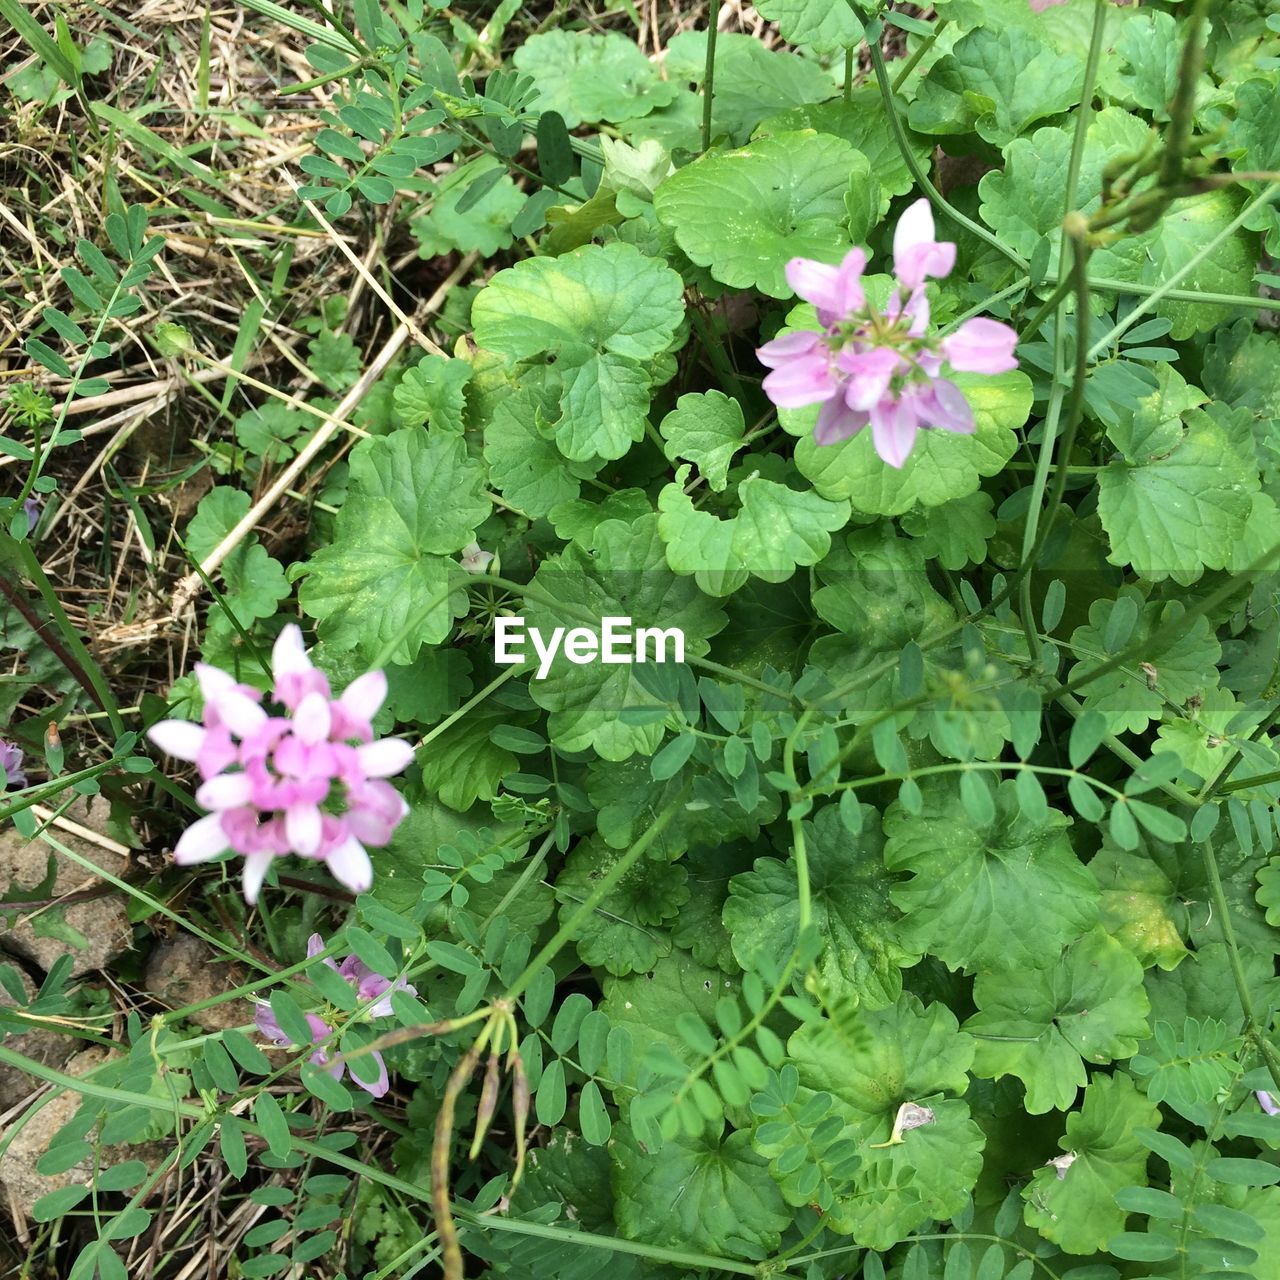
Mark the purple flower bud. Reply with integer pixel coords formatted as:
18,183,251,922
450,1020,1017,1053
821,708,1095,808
0,740,26,789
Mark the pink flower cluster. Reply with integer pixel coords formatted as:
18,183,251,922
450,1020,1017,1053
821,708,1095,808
148,625,414,904
254,932,417,1098
757,199,1019,469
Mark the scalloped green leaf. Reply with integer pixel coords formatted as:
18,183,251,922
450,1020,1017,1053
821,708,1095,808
472,242,685,462
883,776,1099,973
653,131,859,298
785,995,983,1250
792,370,1033,516
724,805,918,1009
966,928,1150,1113
297,430,487,663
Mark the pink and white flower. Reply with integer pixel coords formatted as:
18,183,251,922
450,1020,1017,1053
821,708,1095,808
253,932,417,1098
148,626,414,903
756,198,1019,469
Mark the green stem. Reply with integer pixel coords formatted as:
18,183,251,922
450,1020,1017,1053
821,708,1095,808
1159,0,1210,190
503,789,689,1003
866,30,1026,271
10,541,124,737
1088,182,1280,358
701,18,718,152
891,18,948,93
1198,839,1280,1093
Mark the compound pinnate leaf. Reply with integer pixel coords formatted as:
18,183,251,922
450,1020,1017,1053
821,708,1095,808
654,131,859,299
525,515,726,760
658,467,850,597
787,995,983,1250
966,929,1150,1114
884,777,1099,973
472,242,685,461
793,370,1033,516
297,429,487,663
1022,1074,1160,1254
1066,591,1221,736
611,1123,790,1258
724,805,918,1009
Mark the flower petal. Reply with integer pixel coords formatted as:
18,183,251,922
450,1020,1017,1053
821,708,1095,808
356,738,415,779
784,258,843,315
761,356,838,409
893,198,956,292
195,772,255,811
215,688,269,739
294,691,332,746
927,378,976,434
241,850,275,905
173,812,230,864
286,803,323,857
756,330,822,368
870,398,920,469
272,624,311,679
339,670,387,725
941,317,1019,373
813,399,869,447
148,720,208,762
327,836,373,895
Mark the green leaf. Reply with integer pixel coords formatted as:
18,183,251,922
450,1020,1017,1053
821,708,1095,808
601,950,734,1096
1099,403,1258,585
297,429,488,663
786,994,983,1250
656,31,836,146
1140,189,1260,339
1091,839,1191,971
909,27,1084,146
1066,591,1221,736
658,468,850,596
653,132,858,299
393,355,472,433
419,708,518,811
753,0,863,52
658,391,746,493
472,242,685,461
756,93,932,218
611,1123,790,1257
525,515,726,759
513,31,679,128
966,928,1150,1113
1022,1074,1160,1254
792,370,1033,516
483,387,599,517
884,776,1099,973
410,157,523,258
724,805,918,1009
553,839,689,977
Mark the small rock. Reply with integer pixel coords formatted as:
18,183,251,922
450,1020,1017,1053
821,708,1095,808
0,965,77,1112
0,1048,169,1233
0,800,132,978
144,934,252,1033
